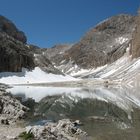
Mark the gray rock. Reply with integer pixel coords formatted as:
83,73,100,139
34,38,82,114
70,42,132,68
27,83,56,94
131,9,140,58
0,32,35,72
26,119,87,140
0,87,29,124
0,15,35,73
0,118,9,125
34,53,64,75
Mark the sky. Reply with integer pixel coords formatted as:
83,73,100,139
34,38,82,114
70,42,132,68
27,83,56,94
0,0,139,48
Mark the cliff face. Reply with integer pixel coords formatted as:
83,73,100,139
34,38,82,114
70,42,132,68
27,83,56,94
45,44,72,66
131,10,140,58
0,16,35,72
46,15,135,74
0,15,64,74
0,15,27,43
67,15,135,69
0,14,138,75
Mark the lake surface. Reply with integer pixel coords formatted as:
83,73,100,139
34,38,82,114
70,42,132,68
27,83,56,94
7,85,140,140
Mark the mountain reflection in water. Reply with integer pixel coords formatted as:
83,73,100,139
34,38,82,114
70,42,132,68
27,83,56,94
7,86,140,140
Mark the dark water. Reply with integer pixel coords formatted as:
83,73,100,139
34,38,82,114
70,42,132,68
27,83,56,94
7,86,140,140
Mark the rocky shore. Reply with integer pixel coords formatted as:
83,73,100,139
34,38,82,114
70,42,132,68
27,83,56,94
0,84,89,140
0,84,28,125
0,84,27,139
24,119,88,140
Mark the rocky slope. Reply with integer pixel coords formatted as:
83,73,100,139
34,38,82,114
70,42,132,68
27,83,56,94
45,14,136,76
0,15,66,77
67,15,135,68
0,15,27,43
0,32,35,72
45,44,73,68
33,51,63,75
25,119,87,140
72,12,140,81
0,14,138,81
0,13,139,81
131,9,140,58
46,44,73,59
0,15,35,72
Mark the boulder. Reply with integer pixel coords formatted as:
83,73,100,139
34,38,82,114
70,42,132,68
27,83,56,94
25,119,87,140
0,88,29,124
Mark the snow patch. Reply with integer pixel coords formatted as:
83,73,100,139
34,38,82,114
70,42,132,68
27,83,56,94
116,37,128,45
71,68,91,77
0,67,77,85
26,45,30,48
70,65,107,78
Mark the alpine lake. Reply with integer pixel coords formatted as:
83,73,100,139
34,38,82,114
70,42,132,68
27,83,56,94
7,84,140,140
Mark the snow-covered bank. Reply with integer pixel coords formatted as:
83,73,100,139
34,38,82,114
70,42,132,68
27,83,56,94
68,48,140,85
0,67,77,85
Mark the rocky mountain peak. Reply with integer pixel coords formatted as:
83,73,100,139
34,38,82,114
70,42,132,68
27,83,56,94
46,14,136,74
0,15,27,43
67,14,135,67
0,16,35,72
46,44,73,59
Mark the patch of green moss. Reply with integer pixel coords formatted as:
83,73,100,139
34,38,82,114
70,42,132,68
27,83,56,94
19,131,34,140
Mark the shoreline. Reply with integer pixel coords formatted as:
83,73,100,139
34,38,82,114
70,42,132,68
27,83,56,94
10,79,121,88
0,84,89,140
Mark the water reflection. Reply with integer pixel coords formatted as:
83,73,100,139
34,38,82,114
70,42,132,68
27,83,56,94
7,86,140,140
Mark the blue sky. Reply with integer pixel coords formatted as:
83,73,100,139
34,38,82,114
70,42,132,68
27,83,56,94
0,0,139,48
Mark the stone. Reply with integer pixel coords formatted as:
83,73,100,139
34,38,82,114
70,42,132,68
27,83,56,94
0,118,9,125
0,85,29,124
25,119,88,140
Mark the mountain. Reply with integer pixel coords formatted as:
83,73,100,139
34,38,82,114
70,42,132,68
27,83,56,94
45,14,136,77
0,12,140,84
0,15,63,74
0,15,68,74
0,15,35,72
0,15,27,43
0,15,76,84
131,10,140,58
45,44,73,60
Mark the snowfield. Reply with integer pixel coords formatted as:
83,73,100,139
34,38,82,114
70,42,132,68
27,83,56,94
0,67,77,85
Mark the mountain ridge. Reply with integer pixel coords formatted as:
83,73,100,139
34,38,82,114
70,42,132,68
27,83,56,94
0,12,140,84
45,14,136,76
